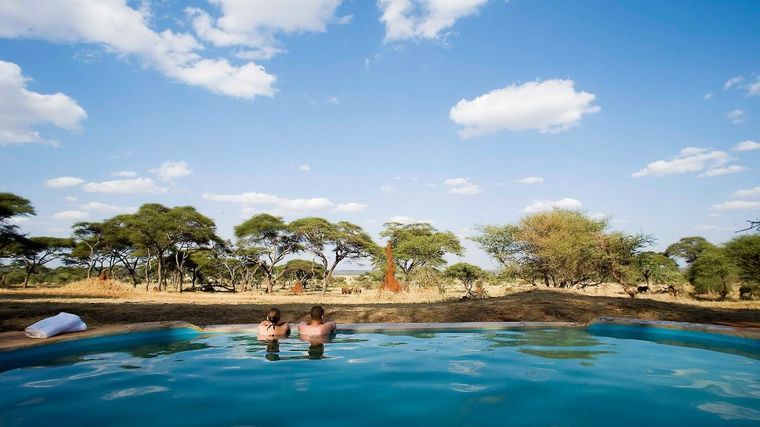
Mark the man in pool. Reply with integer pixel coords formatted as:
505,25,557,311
257,307,290,338
298,305,337,337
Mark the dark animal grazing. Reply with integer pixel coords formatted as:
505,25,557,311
341,287,362,295
637,285,649,293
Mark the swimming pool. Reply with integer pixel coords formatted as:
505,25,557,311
0,324,758,426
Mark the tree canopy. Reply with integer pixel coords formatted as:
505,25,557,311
380,222,463,278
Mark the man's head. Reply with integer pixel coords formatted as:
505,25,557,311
267,307,281,324
310,305,325,321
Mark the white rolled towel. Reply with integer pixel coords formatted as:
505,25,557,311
25,312,87,339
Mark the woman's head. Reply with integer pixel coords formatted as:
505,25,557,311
266,307,281,324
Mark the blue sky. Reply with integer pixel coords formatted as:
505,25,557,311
0,0,758,268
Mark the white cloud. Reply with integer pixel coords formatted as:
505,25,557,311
749,78,760,96
387,215,433,224
202,191,336,213
335,202,368,212
443,177,468,187
185,0,345,60
516,176,544,184
0,0,275,99
734,186,760,198
0,60,86,146
703,92,713,100
79,201,136,214
449,79,600,138
326,96,339,104
727,109,745,124
52,210,89,221
522,197,582,214
7,216,29,225
732,140,760,152
299,164,312,172
111,170,137,177
449,184,483,195
150,161,192,181
724,76,744,90
443,177,483,194
380,184,394,192
65,196,78,203
44,176,85,188
83,178,166,194
632,147,743,178
700,165,747,177
378,0,487,42
712,200,760,210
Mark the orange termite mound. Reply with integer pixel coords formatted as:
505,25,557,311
381,241,401,293
291,281,304,294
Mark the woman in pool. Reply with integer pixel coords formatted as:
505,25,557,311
298,305,337,337
257,308,290,338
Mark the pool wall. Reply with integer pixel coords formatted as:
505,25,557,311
1,317,758,356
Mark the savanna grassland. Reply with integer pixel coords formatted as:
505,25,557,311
1,278,758,332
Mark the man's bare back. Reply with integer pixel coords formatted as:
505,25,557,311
298,305,336,337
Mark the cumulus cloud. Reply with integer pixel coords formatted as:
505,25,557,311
52,209,89,221
632,147,744,178
111,170,137,177
726,109,745,124
724,76,744,90
44,176,85,188
335,202,368,212
79,201,136,214
712,200,760,210
379,0,487,42
150,160,192,181
299,164,312,172
0,60,86,146
516,176,544,184
700,165,747,177
749,78,760,96
734,186,760,198
0,0,275,99
449,79,600,138
443,177,483,194
732,140,760,152
202,191,354,213
185,0,345,60
522,198,582,214
83,178,166,194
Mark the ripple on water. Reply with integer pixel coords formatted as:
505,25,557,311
698,402,760,421
102,385,169,400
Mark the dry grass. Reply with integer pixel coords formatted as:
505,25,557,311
1,278,758,332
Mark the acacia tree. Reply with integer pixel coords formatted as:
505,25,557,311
72,222,105,279
516,210,607,287
0,193,35,256
689,246,737,299
445,262,485,299
280,259,324,288
121,204,173,289
164,206,217,292
724,235,760,289
636,251,683,285
291,218,377,294
380,222,463,279
12,237,73,288
665,237,712,264
234,214,302,293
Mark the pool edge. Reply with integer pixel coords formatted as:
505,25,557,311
1,317,757,353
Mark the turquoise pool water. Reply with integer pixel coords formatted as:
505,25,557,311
0,326,758,426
